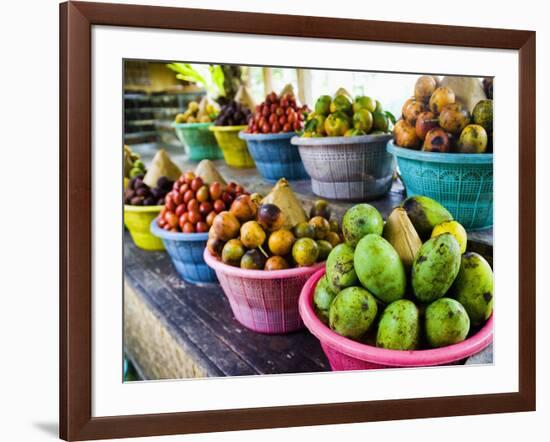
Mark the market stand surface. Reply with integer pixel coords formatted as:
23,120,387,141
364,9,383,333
124,155,493,380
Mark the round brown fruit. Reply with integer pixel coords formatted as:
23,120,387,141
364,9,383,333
230,194,258,223
178,213,189,229
196,185,210,203
423,128,451,153
209,182,222,200
325,231,342,247
183,189,194,204
187,198,199,213
165,212,178,228
196,221,209,233
257,204,285,232
240,249,267,270
415,111,439,140
316,240,333,261
292,238,319,267
393,120,421,149
190,177,204,192
212,211,241,241
439,104,471,135
213,199,226,213
429,87,456,114
183,171,196,183
401,97,415,118
293,221,315,239
175,204,186,217
182,222,195,233
199,201,213,217
206,211,216,226
240,221,266,249
309,216,331,240
221,239,246,266
414,76,438,103
207,237,224,257
187,210,201,225
264,256,290,271
268,229,296,256
310,200,331,220
403,100,426,126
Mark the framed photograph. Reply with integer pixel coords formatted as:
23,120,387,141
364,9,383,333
60,1,536,440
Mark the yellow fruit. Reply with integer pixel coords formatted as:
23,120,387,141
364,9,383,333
268,229,296,256
431,220,467,254
383,208,422,271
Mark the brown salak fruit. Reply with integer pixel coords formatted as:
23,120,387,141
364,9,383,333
415,111,439,140
423,128,451,153
403,100,427,126
414,75,438,103
394,119,421,149
439,104,471,135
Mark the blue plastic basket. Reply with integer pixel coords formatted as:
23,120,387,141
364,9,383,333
239,131,309,182
387,141,493,230
150,219,217,284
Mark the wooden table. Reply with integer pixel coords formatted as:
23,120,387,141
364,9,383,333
124,153,493,380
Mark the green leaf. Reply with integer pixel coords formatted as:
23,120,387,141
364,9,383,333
209,65,226,97
384,111,397,125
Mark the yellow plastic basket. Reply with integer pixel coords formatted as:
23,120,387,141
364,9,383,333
124,205,165,251
209,125,255,168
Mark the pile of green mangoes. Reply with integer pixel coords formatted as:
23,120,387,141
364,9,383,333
313,196,493,350
302,90,395,138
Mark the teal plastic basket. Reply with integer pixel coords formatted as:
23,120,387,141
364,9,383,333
387,141,493,230
172,122,224,161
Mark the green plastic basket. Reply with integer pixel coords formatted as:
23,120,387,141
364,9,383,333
387,141,493,230
172,122,223,161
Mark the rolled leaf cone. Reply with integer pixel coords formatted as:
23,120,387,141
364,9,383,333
261,178,308,229
383,207,422,271
194,159,227,186
234,85,255,111
143,148,182,188
439,76,486,114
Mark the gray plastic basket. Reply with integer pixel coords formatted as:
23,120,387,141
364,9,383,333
291,134,394,201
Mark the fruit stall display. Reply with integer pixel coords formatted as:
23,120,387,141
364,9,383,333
387,75,493,230
239,92,309,182
172,97,224,161
299,196,493,370
123,149,182,251
151,162,248,284
292,90,395,201
204,179,344,333
209,100,255,168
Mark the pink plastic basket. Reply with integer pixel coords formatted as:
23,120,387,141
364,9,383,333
299,269,494,370
204,250,324,334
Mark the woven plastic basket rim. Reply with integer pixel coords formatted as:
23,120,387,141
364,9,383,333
124,204,164,213
171,122,214,129
299,268,494,367
204,248,325,280
291,133,392,147
150,217,209,242
209,125,248,132
387,140,493,164
238,131,297,141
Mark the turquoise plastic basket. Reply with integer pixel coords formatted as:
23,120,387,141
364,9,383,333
387,141,493,230
172,122,224,161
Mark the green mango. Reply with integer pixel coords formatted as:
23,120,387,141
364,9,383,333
412,233,461,303
451,252,494,326
353,96,376,113
326,243,358,293
402,196,453,239
425,297,470,348
330,94,353,115
342,203,384,247
376,299,420,350
329,286,378,339
354,234,406,303
314,95,332,116
313,275,338,324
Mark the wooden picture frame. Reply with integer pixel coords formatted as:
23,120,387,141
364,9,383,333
60,1,536,440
